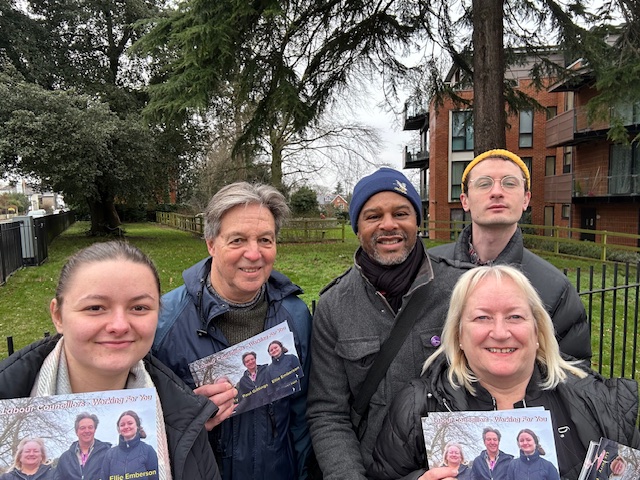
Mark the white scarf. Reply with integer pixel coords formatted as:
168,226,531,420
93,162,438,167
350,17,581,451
31,338,173,480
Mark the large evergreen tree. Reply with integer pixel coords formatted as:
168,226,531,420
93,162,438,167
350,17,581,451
0,0,205,234
138,0,597,164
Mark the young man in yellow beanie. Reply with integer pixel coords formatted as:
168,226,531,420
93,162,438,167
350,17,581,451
307,168,460,479
429,149,591,362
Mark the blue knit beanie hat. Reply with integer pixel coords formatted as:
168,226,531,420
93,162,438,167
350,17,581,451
349,167,422,234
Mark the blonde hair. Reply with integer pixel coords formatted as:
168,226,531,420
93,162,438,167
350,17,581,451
440,442,467,466
11,438,49,471
422,265,586,394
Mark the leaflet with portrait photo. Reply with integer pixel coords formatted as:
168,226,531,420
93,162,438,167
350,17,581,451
421,408,558,473
578,437,640,480
0,388,159,479
188,323,304,415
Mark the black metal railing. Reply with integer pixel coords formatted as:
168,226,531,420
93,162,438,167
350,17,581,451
0,222,23,284
572,262,639,380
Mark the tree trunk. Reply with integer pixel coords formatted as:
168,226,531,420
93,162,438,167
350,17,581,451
472,0,506,154
270,127,284,191
87,191,122,235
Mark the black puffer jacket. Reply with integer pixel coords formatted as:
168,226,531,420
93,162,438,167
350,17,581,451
368,355,640,480
429,226,591,362
0,336,221,480
0,464,54,480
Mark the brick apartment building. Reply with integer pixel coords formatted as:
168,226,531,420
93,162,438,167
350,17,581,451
403,54,640,247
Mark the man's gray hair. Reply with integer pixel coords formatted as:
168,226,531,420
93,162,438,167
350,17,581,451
204,182,290,239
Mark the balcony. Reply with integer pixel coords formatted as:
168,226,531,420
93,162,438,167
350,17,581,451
403,102,429,131
544,173,572,204
546,104,640,147
403,147,429,169
573,173,640,199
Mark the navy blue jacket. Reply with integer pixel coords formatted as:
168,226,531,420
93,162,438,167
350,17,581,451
235,364,270,414
471,450,514,480
101,433,158,480
152,258,313,480
54,438,111,480
506,450,560,480
267,353,302,396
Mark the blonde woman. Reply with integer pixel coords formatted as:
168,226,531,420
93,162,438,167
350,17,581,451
368,265,640,480
0,438,53,480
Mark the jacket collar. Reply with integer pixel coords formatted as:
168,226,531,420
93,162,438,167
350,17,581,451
424,354,545,411
452,224,525,266
181,257,303,327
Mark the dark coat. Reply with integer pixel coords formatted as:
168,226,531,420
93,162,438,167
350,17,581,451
367,355,640,480
0,464,54,480
54,438,111,480
307,243,461,478
429,226,591,362
471,450,514,480
153,258,313,480
0,336,221,480
101,433,158,480
235,364,270,414
267,353,302,396
506,450,560,480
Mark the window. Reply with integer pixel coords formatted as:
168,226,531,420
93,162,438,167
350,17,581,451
521,157,533,185
545,156,556,176
451,160,471,201
519,110,533,148
562,204,570,219
546,106,557,120
544,206,554,236
452,111,474,151
563,147,572,174
609,143,640,194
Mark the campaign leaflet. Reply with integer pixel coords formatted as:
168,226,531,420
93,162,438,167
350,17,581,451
0,388,160,480
188,323,303,415
578,437,640,480
421,408,558,475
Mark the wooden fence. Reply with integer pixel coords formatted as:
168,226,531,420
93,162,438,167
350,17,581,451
156,212,346,243
427,220,640,262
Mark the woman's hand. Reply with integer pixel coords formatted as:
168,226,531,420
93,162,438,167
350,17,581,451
418,466,460,480
195,381,238,430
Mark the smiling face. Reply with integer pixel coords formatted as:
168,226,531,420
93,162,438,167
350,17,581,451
206,203,276,303
459,275,538,393
518,432,537,455
460,158,530,231
268,342,283,359
19,441,43,470
243,354,257,372
356,191,418,265
484,431,500,457
50,259,159,392
76,418,97,447
445,445,462,467
117,415,138,441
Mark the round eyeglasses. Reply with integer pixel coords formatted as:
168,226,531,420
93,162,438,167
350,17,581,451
467,175,525,191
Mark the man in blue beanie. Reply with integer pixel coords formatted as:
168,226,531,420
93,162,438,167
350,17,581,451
307,168,458,479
